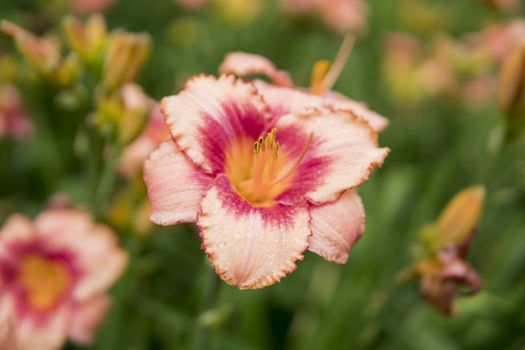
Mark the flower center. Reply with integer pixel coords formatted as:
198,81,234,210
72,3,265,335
18,254,72,312
225,128,312,208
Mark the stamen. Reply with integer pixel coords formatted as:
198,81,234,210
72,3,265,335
272,133,313,185
311,34,355,95
227,128,312,207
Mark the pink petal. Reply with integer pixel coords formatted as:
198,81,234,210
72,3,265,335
34,210,92,239
308,190,365,263
323,91,389,132
254,80,326,117
275,108,389,204
15,305,71,350
0,296,16,350
198,175,311,289
161,75,270,174
71,224,128,301
0,215,34,247
255,81,389,132
219,52,293,87
69,294,111,345
144,141,211,225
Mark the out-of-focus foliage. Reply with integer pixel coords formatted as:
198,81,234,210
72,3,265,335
1,0,525,349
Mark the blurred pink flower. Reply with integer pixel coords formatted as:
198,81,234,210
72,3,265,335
413,186,485,314
0,210,128,349
144,74,389,289
417,246,481,315
282,0,368,34
72,0,115,14
472,20,525,63
176,0,209,10
220,50,389,132
0,85,32,140
120,104,170,177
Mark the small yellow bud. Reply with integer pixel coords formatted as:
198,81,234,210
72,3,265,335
309,60,332,95
62,14,107,64
436,185,486,248
102,31,151,91
0,20,61,76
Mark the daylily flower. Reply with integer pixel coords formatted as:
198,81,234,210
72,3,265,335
0,209,128,349
405,186,485,314
219,37,389,132
281,0,368,34
144,73,389,289
0,84,33,140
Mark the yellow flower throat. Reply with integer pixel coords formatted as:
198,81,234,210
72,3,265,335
18,254,71,312
225,128,312,208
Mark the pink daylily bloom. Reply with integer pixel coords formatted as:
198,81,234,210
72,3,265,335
219,51,389,132
0,210,128,349
144,74,389,289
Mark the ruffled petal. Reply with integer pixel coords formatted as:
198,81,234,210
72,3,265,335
308,190,365,263
275,108,389,204
219,52,293,87
144,141,211,225
161,75,270,174
198,175,311,289
254,80,325,117
255,81,389,132
323,91,389,132
69,294,111,345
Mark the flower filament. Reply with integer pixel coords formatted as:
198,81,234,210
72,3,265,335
226,128,312,207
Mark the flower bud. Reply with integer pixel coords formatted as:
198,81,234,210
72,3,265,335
310,60,332,95
62,15,107,64
92,84,151,145
416,248,481,315
0,20,61,76
102,31,151,91
498,43,525,137
436,185,485,249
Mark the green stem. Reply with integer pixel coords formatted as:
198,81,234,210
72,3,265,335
92,143,122,220
193,262,221,350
